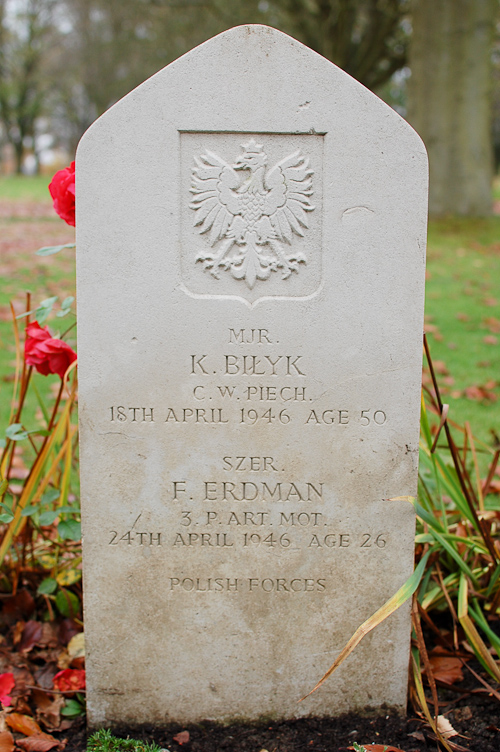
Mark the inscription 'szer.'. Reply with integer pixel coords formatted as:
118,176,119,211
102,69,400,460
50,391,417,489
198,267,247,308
190,139,315,289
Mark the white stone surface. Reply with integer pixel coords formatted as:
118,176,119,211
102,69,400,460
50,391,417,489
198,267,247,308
76,25,428,727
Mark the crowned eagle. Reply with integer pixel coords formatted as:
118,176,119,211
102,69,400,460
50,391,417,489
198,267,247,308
189,139,315,289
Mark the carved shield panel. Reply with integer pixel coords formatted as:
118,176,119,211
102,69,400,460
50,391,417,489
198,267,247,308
180,132,324,306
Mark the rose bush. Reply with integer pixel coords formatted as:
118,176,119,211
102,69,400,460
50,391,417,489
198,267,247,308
48,161,75,227
25,321,77,380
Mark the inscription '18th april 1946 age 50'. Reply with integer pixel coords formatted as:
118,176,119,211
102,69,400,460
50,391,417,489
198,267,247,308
189,139,314,289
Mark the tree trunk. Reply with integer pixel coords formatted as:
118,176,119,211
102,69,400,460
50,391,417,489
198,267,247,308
407,0,495,216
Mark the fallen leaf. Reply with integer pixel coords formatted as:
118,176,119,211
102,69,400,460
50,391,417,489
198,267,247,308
429,655,464,685
484,316,500,333
19,621,44,652
437,715,458,739
348,746,407,752
33,689,64,731
433,360,449,375
1,590,35,623
16,734,59,752
483,297,498,307
464,384,497,402
173,730,190,745
407,730,425,742
67,633,84,662
0,731,14,752
5,713,42,736
483,335,498,345
456,313,469,321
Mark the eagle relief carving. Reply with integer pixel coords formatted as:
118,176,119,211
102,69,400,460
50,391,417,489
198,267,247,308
189,139,315,289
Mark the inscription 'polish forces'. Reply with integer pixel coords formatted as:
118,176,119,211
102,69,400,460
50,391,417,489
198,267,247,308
190,139,315,289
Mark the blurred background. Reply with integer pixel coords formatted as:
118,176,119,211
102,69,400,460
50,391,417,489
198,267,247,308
0,0,498,217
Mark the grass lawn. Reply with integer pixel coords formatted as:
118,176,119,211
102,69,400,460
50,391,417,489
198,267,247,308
0,176,499,462
425,216,500,455
0,174,53,202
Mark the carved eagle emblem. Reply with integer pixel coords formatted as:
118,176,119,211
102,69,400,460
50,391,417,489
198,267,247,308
189,139,315,289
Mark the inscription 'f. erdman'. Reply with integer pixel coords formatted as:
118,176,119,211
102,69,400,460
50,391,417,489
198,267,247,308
189,140,314,289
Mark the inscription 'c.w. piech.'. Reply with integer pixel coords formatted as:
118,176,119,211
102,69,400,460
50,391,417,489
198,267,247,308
189,139,314,289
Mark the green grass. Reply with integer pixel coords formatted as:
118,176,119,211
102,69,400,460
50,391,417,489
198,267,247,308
425,216,500,453
0,174,53,202
87,730,162,752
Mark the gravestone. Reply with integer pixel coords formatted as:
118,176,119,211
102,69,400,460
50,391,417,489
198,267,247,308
76,25,427,727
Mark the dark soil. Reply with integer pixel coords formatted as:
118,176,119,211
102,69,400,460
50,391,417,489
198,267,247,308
61,688,500,752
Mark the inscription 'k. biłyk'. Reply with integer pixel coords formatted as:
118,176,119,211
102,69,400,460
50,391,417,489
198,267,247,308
77,25,427,728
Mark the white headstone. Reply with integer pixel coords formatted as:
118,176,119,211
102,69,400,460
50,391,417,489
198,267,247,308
76,25,427,727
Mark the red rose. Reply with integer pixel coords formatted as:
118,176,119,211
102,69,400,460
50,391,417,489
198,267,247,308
53,669,85,693
25,322,77,380
49,161,75,226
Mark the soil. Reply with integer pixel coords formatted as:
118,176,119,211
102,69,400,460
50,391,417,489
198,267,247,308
59,687,500,752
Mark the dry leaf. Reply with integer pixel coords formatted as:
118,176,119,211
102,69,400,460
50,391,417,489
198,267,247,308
429,655,464,685
5,713,42,736
0,731,14,752
33,689,64,731
19,622,43,653
173,730,190,745
16,734,59,752
67,633,84,662
437,715,458,739
348,746,408,752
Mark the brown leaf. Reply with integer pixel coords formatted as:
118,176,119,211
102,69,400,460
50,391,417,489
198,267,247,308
348,746,408,752
0,732,14,752
19,622,43,652
433,360,449,375
429,655,464,685
2,591,35,623
16,734,59,752
484,316,500,333
483,297,498,307
5,713,42,737
173,730,190,745
33,689,64,731
483,335,498,345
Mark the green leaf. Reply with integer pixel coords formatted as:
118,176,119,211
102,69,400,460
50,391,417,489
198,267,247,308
39,510,59,526
58,505,79,515
37,577,57,595
58,519,81,541
41,488,60,505
0,478,8,495
57,297,75,317
21,505,38,517
55,588,80,617
5,423,28,441
61,698,85,717
0,512,14,523
35,297,58,325
36,243,76,257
